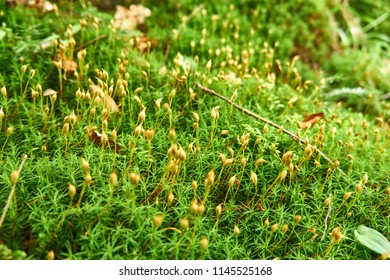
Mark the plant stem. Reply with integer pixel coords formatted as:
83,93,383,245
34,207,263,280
0,154,28,231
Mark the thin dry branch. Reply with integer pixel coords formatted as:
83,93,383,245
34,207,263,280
196,83,345,175
321,194,332,241
75,35,108,51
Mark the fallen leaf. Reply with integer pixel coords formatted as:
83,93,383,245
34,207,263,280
89,84,119,112
88,129,122,153
105,94,119,112
89,84,104,97
134,36,158,53
62,58,78,72
88,130,102,145
298,112,325,129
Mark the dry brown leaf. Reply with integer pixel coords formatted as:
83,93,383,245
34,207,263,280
88,130,122,153
89,84,104,97
105,94,119,112
114,4,151,31
134,36,157,53
62,58,78,72
298,112,325,129
89,129,102,145
89,84,119,112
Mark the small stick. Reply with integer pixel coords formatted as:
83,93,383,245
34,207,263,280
75,35,108,51
321,194,332,241
196,83,345,175
0,154,28,230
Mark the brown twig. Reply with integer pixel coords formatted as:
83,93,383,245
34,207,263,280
75,35,108,51
196,83,345,175
321,194,332,241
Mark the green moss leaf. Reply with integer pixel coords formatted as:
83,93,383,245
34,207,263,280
354,225,390,258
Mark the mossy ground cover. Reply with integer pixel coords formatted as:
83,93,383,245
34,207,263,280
0,0,389,260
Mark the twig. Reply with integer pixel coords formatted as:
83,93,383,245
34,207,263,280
196,83,346,175
75,35,108,51
321,194,332,241
0,154,28,231
380,92,390,100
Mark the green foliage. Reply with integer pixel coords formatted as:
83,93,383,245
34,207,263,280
0,244,27,260
355,225,390,258
0,0,389,260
